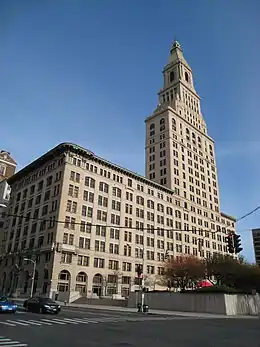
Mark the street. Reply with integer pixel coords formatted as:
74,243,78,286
0,307,260,346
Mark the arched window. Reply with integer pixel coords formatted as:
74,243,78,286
185,72,189,82
160,118,165,125
150,123,155,130
169,71,175,82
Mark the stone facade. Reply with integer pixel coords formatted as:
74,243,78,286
0,42,236,300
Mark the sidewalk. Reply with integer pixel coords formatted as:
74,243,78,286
13,298,258,319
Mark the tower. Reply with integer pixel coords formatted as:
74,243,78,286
145,41,220,215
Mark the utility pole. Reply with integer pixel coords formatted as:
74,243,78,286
24,258,36,298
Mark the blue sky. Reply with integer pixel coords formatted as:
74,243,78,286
1,0,260,262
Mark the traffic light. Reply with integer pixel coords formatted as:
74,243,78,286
226,233,234,254
233,234,243,254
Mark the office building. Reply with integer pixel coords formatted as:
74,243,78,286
0,42,236,299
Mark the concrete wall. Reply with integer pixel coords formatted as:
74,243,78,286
127,292,260,316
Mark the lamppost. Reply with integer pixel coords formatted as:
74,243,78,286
131,244,145,311
24,258,36,298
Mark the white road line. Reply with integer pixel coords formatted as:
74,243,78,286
6,320,28,326
40,319,55,325
0,339,11,342
62,318,79,324
27,320,42,326
63,318,89,324
50,319,67,325
68,318,91,324
80,318,99,324
30,319,52,326
0,342,23,345
0,322,16,327
1,345,28,347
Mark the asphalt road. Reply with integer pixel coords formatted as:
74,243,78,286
0,308,260,347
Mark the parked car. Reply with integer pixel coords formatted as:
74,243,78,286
0,296,17,313
23,296,61,314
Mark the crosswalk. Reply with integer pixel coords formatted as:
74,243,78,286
0,336,27,347
0,315,180,328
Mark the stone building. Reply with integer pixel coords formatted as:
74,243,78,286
0,42,236,300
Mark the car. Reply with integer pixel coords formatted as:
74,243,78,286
0,296,17,313
23,296,61,314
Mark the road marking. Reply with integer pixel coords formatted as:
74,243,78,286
51,318,67,325
27,320,42,326
31,319,52,325
0,341,27,346
6,320,28,326
40,319,56,325
0,322,16,327
62,318,79,324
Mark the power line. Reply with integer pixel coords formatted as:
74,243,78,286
2,212,232,235
237,206,260,222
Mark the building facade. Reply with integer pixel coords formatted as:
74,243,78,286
0,180,12,229
0,150,16,182
0,42,236,300
252,229,260,265
0,150,16,254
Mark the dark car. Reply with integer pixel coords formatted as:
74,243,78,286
0,296,17,313
23,296,61,314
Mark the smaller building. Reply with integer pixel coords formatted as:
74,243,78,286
0,150,17,183
252,228,260,265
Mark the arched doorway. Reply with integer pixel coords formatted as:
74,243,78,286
75,272,88,294
92,274,103,297
57,270,71,293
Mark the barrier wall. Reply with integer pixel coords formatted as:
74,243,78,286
127,291,260,316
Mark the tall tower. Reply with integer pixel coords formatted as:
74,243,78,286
145,41,220,215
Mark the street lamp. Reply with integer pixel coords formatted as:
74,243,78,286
24,258,36,298
130,244,145,310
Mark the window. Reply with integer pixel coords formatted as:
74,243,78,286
80,221,92,233
169,71,174,82
95,240,105,252
0,165,6,176
61,253,72,264
185,71,189,82
112,200,121,211
97,210,107,222
77,255,89,266
96,225,106,237
70,171,80,183
112,187,121,198
93,258,105,268
110,228,119,239
82,205,93,218
83,190,94,203
64,216,76,230
85,176,95,188
109,260,119,270
79,237,90,249
99,182,109,193
98,195,108,207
